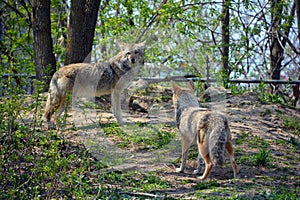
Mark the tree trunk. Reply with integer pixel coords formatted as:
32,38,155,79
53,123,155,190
0,4,4,44
269,0,284,81
296,0,300,44
292,72,300,106
64,0,101,65
32,0,56,92
293,0,300,106
221,0,230,88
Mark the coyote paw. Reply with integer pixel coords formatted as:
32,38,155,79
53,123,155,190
176,168,184,173
198,175,206,180
233,174,239,179
116,118,124,124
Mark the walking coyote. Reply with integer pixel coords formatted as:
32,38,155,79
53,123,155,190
44,41,146,128
172,81,238,180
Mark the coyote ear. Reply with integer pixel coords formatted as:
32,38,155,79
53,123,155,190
136,40,146,50
171,80,181,92
116,40,127,50
186,80,195,91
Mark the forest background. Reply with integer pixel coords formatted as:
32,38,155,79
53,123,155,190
1,0,300,93
1,0,300,199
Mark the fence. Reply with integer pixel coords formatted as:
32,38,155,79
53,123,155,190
140,75,300,85
1,74,300,96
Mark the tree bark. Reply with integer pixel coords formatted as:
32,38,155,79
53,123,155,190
269,0,284,81
64,0,101,65
32,0,56,92
292,72,300,106
221,0,230,88
296,0,300,45
0,4,4,43
293,0,300,106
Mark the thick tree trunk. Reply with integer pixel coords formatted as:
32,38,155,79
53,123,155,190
221,0,230,88
296,0,300,45
0,5,4,43
64,0,101,65
269,0,284,94
32,0,56,92
269,0,295,94
292,72,300,106
269,0,284,81
293,0,300,106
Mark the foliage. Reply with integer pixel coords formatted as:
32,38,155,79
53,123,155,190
256,82,286,104
228,83,247,95
1,74,299,198
0,82,97,198
1,0,299,86
0,83,174,198
1,0,300,199
0,1,34,75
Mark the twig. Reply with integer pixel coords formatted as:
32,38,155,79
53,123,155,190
89,163,137,175
119,191,165,198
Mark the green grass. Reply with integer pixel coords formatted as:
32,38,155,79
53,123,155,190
99,171,171,197
288,137,300,149
260,108,272,116
234,131,274,167
235,131,251,145
252,148,272,167
235,131,269,149
1,130,107,199
195,180,220,190
282,115,300,135
100,122,176,150
1,82,300,199
237,147,273,167
1,127,173,199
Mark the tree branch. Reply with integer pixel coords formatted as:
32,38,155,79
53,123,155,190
136,0,167,42
277,30,300,55
2,1,25,17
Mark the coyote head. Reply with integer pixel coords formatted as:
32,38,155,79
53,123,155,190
111,41,146,70
172,80,198,109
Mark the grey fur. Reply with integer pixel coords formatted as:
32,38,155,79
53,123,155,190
44,41,146,128
172,81,238,180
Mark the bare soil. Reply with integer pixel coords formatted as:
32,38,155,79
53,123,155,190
56,85,300,199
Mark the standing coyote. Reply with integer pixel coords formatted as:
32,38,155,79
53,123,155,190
44,41,146,128
171,81,238,180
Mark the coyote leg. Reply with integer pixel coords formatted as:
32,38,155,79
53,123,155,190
197,142,211,180
176,136,193,173
193,152,203,174
226,141,238,178
54,98,66,129
111,90,123,124
198,154,212,180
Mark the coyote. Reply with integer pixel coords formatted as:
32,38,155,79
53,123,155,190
171,81,238,180
44,41,146,128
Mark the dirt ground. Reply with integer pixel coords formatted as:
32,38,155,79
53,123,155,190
57,85,300,199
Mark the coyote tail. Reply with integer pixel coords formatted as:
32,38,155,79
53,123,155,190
208,123,228,166
44,72,60,122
